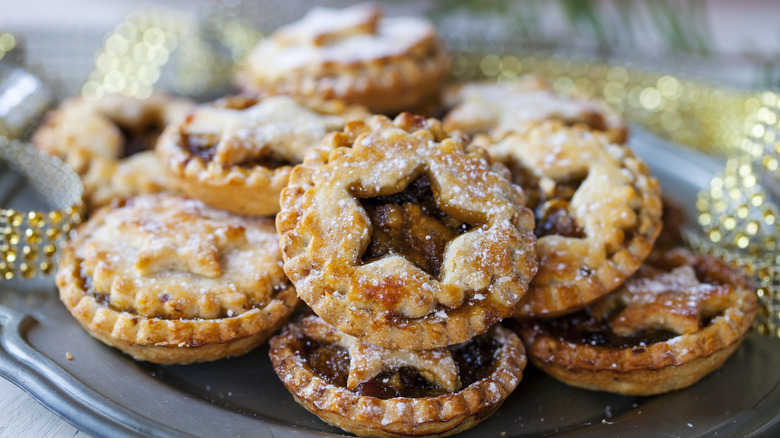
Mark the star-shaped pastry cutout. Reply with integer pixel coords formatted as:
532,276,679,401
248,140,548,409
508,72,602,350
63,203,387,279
184,97,344,166
448,80,611,139
302,316,460,392
274,3,381,47
122,210,243,279
608,265,734,336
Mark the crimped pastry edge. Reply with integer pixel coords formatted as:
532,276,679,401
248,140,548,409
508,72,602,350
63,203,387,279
276,114,538,350
56,229,300,365
156,123,293,216
515,251,758,396
441,78,628,145
269,322,526,438
236,40,450,115
509,122,663,318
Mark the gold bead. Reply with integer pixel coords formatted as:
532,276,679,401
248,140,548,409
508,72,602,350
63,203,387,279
45,227,61,240
25,228,43,244
709,230,722,243
22,245,38,261
27,211,45,228
19,263,34,279
43,244,56,258
4,229,19,245
4,247,17,263
7,211,23,227
39,261,53,275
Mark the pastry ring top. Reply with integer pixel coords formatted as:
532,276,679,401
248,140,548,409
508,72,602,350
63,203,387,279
32,92,193,210
487,121,662,318
56,193,298,364
269,315,526,437
235,3,450,115
443,75,627,143
277,113,538,350
156,95,369,216
515,248,757,395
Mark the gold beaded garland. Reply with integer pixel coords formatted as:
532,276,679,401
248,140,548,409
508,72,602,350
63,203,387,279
0,139,85,280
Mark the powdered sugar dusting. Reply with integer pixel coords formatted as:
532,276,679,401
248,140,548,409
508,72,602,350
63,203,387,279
76,194,286,320
626,266,712,303
186,96,345,166
251,5,435,79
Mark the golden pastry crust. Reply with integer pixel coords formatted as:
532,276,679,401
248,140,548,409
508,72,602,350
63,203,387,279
236,3,450,115
443,75,627,143
157,95,368,216
514,248,757,396
32,92,193,210
269,315,526,438
277,113,538,350
56,193,299,364
488,121,662,318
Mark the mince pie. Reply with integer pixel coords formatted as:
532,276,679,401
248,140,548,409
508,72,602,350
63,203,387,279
277,113,538,350
270,315,526,437
156,95,368,216
32,92,193,210
443,75,627,143
514,248,757,396
235,3,450,115
56,193,299,364
483,121,663,318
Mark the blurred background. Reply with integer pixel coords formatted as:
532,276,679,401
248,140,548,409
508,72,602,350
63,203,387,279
1,0,780,99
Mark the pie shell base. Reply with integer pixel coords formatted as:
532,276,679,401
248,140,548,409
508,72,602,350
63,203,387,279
156,97,367,216
235,5,450,115
58,251,298,364
516,250,757,396
56,194,300,364
500,121,663,318
269,322,526,438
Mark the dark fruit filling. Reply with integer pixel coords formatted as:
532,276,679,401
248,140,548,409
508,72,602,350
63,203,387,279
300,338,350,388
77,266,120,310
297,332,500,399
450,333,501,387
355,367,448,399
360,174,471,278
507,161,585,238
529,309,677,349
655,197,687,250
118,122,163,158
182,128,294,169
185,131,218,162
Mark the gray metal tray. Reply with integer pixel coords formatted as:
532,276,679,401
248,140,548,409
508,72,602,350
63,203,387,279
2,127,780,437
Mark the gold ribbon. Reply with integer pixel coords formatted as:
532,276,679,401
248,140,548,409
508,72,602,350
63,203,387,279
0,139,85,280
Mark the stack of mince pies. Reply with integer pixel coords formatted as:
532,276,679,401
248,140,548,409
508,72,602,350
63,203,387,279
271,113,535,437
39,3,757,437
